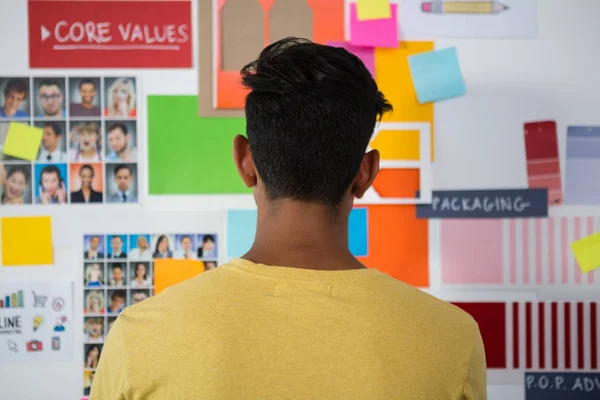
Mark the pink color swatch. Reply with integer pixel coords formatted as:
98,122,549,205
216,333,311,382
327,41,375,76
349,4,398,48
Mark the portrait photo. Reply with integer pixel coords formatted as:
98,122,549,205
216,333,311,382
84,343,103,369
151,234,174,259
84,317,105,343
0,122,31,162
84,234,105,260
105,120,137,162
106,317,117,335
197,234,218,258
33,77,66,118
1,163,32,205
34,163,68,205
130,289,150,305
108,262,127,288
69,163,103,204
68,120,102,162
107,234,127,259
84,262,104,287
204,260,218,271
107,289,127,315
105,163,137,203
84,290,105,314
173,234,196,259
83,370,95,396
69,77,101,117
128,234,152,261
0,77,30,118
34,120,67,163
104,77,137,118
130,261,152,288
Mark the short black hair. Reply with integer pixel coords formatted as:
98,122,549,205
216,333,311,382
79,164,94,176
202,234,215,243
40,164,61,179
43,121,62,136
3,78,28,99
79,79,96,90
112,290,126,300
107,122,128,135
241,37,392,206
38,79,62,91
114,164,132,175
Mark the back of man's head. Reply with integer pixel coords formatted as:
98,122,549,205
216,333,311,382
241,37,392,206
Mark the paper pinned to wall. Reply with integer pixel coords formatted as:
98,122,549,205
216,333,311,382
350,3,399,48
2,122,43,161
1,216,52,266
154,259,205,295
565,126,600,205
408,47,466,104
571,233,600,273
356,0,391,21
524,121,563,206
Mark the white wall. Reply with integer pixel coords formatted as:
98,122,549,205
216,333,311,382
1,0,599,399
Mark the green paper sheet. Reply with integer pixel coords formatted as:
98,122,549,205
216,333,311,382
148,96,250,195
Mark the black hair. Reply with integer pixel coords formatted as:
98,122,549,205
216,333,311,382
112,264,123,271
107,122,129,135
241,37,392,206
154,235,169,253
38,79,61,91
202,234,215,243
3,78,28,99
6,165,30,183
79,79,96,90
111,235,122,242
114,164,132,176
43,121,62,136
79,164,95,178
112,290,126,300
40,165,61,180
181,235,192,242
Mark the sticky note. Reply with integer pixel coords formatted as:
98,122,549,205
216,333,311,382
408,47,466,104
349,208,368,257
2,122,43,161
356,0,391,21
350,4,398,48
1,216,53,266
327,41,375,77
154,259,205,295
571,233,600,273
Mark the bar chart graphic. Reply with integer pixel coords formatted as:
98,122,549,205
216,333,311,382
0,290,24,308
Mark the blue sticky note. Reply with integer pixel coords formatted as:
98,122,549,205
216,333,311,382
349,208,368,257
408,47,466,104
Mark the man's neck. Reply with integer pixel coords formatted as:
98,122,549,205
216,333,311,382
45,145,57,153
244,200,363,271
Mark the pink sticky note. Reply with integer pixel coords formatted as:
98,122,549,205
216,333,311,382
350,3,398,48
327,41,375,76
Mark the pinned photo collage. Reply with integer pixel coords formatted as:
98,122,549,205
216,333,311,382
0,76,139,205
81,233,219,396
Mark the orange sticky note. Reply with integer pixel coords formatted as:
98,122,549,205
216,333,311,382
1,216,53,266
154,259,205,295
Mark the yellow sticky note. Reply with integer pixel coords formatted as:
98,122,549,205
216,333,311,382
357,0,392,21
2,122,43,161
571,233,600,273
370,130,420,161
1,216,53,266
154,259,205,295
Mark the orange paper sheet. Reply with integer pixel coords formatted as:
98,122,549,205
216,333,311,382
154,259,205,295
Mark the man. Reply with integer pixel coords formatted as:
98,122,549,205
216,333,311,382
36,79,65,118
0,78,29,118
109,291,126,314
37,122,66,162
174,235,196,259
92,38,487,399
110,264,125,287
109,236,127,259
85,236,104,259
36,164,66,205
107,164,137,203
70,79,101,117
105,122,136,162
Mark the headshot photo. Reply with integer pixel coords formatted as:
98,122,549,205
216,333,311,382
107,289,126,315
106,163,137,203
84,317,105,343
69,77,101,117
107,234,127,259
34,163,67,205
69,120,102,162
108,262,127,287
84,235,105,260
84,262,104,287
104,77,137,118
0,77,30,118
83,370,95,396
130,289,150,305
197,234,218,258
204,261,218,271
69,163,103,203
130,262,152,288
151,234,174,259
1,164,32,205
33,77,66,118
34,121,67,162
106,317,117,335
84,343,102,369
105,121,137,162
173,234,196,259
128,234,152,261
84,290,105,314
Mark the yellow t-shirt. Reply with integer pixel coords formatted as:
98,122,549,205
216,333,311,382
91,259,487,399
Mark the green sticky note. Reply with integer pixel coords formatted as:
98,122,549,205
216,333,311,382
148,96,250,194
570,232,600,273
2,122,43,161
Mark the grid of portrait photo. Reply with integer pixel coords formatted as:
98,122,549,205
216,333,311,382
0,76,139,205
81,232,219,396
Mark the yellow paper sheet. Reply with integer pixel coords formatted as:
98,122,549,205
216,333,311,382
571,233,600,273
2,122,43,161
356,0,391,21
1,216,53,266
370,130,420,161
154,259,205,295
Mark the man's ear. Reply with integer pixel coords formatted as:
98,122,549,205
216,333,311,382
352,149,380,199
233,135,257,188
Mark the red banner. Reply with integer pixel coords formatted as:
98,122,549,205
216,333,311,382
28,0,192,68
